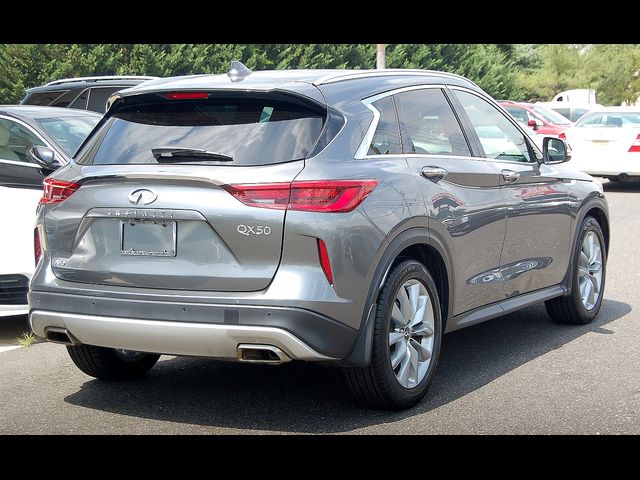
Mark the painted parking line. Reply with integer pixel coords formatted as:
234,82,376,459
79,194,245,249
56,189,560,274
0,344,20,353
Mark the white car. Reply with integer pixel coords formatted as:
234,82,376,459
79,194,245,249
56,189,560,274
0,106,100,317
562,107,640,181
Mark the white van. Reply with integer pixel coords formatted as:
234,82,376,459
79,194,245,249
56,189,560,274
552,89,597,104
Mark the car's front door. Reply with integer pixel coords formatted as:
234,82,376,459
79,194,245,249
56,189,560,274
0,117,48,189
391,87,508,315
451,88,574,296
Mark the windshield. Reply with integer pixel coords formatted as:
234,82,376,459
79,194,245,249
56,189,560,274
531,106,572,125
76,97,325,166
575,111,640,128
35,114,100,156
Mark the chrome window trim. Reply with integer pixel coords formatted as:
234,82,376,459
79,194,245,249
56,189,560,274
0,114,62,164
0,158,42,169
354,84,446,160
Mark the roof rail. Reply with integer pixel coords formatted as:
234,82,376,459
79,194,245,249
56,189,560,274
44,75,159,87
313,69,479,88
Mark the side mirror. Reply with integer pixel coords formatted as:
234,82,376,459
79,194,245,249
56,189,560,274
527,119,537,129
542,137,571,164
30,146,62,171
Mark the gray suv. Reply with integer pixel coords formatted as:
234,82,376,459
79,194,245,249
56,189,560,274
29,65,609,409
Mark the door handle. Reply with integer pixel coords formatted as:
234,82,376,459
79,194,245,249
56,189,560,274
501,169,520,183
421,166,448,183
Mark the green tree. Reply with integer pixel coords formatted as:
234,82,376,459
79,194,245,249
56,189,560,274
583,44,640,105
516,44,585,102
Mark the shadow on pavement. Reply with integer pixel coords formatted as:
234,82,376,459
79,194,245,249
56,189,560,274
602,180,640,193
0,315,30,345
64,299,631,433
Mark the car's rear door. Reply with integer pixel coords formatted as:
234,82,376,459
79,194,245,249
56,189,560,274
392,87,508,315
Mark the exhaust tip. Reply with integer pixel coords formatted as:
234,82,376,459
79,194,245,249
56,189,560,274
237,344,291,364
44,327,79,346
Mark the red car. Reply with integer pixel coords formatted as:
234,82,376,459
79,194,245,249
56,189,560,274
499,101,573,136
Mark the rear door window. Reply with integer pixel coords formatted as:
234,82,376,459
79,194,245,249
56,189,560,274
87,87,121,113
77,96,325,166
395,89,470,156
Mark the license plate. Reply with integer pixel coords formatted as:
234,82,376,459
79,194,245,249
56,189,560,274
591,140,610,148
120,219,176,257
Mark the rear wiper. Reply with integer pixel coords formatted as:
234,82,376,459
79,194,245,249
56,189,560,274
152,147,234,163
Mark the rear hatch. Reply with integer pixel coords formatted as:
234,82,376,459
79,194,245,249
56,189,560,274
44,91,326,291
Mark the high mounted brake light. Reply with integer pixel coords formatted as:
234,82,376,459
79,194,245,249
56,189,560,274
162,92,210,100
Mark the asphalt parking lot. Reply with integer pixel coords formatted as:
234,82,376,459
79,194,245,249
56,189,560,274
1,180,638,434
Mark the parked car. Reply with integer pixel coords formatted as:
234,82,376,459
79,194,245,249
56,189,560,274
0,106,100,317
499,100,572,136
30,65,609,409
537,101,602,123
562,107,640,181
21,76,159,113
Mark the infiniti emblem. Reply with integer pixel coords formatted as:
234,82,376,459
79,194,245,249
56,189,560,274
128,188,158,205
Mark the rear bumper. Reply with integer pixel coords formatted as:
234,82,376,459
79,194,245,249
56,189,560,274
30,310,336,361
28,290,358,360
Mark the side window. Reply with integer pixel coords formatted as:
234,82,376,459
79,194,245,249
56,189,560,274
553,108,571,121
69,89,89,110
504,106,529,125
0,118,45,163
87,87,120,113
22,90,70,106
395,89,470,156
368,96,402,155
454,90,532,163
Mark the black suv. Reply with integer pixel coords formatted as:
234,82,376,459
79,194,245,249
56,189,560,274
20,76,159,113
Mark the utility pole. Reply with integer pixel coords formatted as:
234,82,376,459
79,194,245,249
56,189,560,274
376,44,386,70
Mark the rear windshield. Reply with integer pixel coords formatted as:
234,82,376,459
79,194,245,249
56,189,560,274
76,96,325,166
575,111,640,128
531,106,572,125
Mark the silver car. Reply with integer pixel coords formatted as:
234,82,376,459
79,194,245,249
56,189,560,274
29,65,609,409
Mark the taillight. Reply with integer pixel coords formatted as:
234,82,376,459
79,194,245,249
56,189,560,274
222,180,377,213
39,179,80,205
628,134,640,152
317,239,333,285
162,92,210,100
558,132,566,140
34,227,42,265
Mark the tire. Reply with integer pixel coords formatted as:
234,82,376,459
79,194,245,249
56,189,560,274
67,344,160,381
545,216,607,324
344,259,442,409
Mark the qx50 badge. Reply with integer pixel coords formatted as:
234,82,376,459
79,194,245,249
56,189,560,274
237,225,272,236
128,188,158,205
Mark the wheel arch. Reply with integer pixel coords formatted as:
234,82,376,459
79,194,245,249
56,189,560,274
563,197,609,296
342,227,453,367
